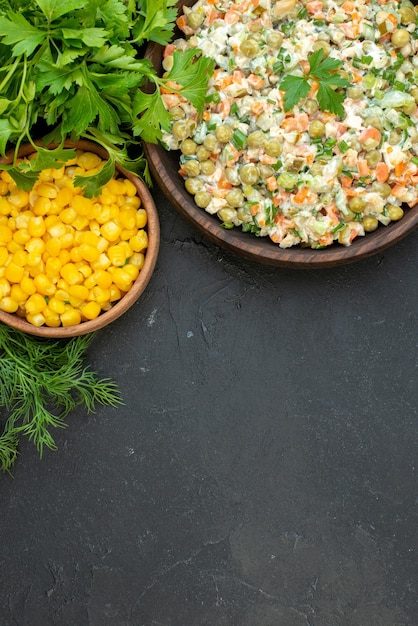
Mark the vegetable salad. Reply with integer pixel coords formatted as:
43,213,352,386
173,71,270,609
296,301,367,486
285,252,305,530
161,0,418,248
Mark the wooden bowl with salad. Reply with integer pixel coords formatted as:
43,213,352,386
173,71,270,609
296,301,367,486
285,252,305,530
0,140,160,337
144,0,418,268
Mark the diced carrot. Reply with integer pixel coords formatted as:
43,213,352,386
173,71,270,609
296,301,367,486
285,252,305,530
358,159,370,177
247,74,265,90
306,0,323,14
202,110,211,121
395,161,406,178
375,162,389,183
266,176,279,191
281,112,309,132
250,203,261,216
359,127,381,146
219,99,231,118
318,232,333,246
293,187,309,203
341,175,353,188
308,81,319,98
342,0,354,10
391,184,407,198
217,176,233,190
251,101,266,116
387,13,398,27
224,10,240,24
163,43,175,58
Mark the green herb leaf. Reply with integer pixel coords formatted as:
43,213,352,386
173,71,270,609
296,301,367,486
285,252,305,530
279,74,310,112
166,49,215,114
317,83,346,117
132,89,172,144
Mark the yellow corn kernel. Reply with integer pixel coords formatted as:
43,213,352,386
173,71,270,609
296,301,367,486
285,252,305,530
107,244,127,267
130,230,148,252
8,189,29,209
48,222,67,238
101,220,122,242
60,263,82,285
79,243,100,263
38,168,54,182
8,215,16,229
44,237,61,257
0,277,10,297
13,229,31,246
109,284,122,301
55,288,70,302
10,284,27,304
26,237,45,255
111,268,133,292
98,187,117,207
43,308,61,327
120,207,138,229
28,261,45,278
95,205,112,224
58,250,71,265
77,151,103,170
92,269,113,289
72,215,89,231
25,293,47,315
52,166,65,180
20,275,36,295
81,300,101,320
0,197,12,215
120,228,137,241
1,170,13,183
130,252,145,269
124,195,141,209
0,180,9,196
123,178,138,197
37,183,58,199
0,296,19,313
0,224,13,244
60,207,77,224
5,262,25,283
32,197,51,216
80,231,99,247
26,312,46,327
28,216,46,238
136,208,147,228
70,246,83,263
106,178,126,196
7,240,23,254
34,274,55,296
0,246,8,265
84,275,96,290
76,262,92,279
45,256,62,279
59,230,74,249
60,306,81,327
48,297,66,314
55,187,73,208
72,195,93,216
89,286,111,304
68,284,89,300
123,263,140,281
92,252,111,271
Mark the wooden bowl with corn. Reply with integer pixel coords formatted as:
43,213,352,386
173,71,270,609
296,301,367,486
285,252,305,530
0,140,160,337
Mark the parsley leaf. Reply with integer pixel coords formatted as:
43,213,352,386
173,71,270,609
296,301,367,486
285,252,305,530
279,49,352,117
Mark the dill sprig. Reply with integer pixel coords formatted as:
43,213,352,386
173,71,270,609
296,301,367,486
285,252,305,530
0,323,123,473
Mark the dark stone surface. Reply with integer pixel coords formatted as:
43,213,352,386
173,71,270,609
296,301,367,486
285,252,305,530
1,185,418,626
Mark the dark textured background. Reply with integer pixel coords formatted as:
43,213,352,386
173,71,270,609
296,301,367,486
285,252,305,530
1,185,417,626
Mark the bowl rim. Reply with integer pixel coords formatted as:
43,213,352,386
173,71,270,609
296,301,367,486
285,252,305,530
143,5,418,268
0,139,160,337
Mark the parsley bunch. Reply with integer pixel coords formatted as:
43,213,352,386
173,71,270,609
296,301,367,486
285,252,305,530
0,0,214,196
279,49,352,117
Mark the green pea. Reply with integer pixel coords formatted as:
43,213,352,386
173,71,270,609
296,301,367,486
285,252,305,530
266,32,283,48
169,106,185,120
196,146,211,161
240,38,259,57
362,216,379,232
371,182,391,198
304,98,319,115
387,205,404,220
215,125,233,143
194,191,212,208
183,160,200,177
203,134,219,152
312,40,331,57
171,121,189,141
391,29,410,48
247,130,265,148
200,160,216,176
366,150,381,167
185,177,203,195
218,207,238,222
309,120,325,138
187,10,204,30
239,163,259,185
226,189,244,207
349,196,366,212
181,139,197,155
399,6,415,24
264,140,282,157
